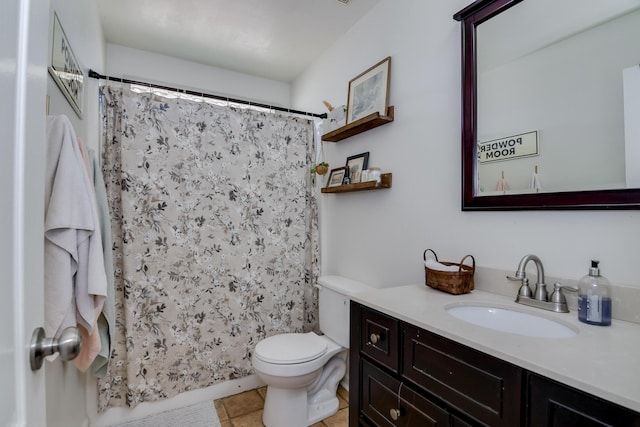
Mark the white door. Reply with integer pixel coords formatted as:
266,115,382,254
1,0,49,425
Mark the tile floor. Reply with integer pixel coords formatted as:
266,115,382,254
214,386,349,427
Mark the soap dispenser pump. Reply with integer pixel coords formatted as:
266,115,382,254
577,260,612,326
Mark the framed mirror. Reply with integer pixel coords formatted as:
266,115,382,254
454,0,640,210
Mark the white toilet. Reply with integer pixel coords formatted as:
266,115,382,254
252,275,373,427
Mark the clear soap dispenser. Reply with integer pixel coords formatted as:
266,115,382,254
577,260,612,326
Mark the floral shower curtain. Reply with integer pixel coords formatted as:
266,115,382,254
97,85,319,410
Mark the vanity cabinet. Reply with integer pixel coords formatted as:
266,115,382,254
350,301,640,427
350,302,522,426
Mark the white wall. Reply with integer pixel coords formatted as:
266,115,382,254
45,1,105,426
106,44,292,109
292,0,640,290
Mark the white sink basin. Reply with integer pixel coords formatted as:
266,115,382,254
445,304,578,338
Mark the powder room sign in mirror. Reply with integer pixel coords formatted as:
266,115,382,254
477,131,538,164
49,12,84,118
454,0,640,210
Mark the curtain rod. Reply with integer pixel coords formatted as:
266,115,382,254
88,69,327,119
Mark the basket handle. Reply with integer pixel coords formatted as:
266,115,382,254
459,254,475,272
423,249,438,262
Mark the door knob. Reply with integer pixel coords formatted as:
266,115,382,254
30,326,82,371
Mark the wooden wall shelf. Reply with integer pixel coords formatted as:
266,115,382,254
321,173,392,194
322,106,394,142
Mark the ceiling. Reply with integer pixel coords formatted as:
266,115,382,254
97,0,380,83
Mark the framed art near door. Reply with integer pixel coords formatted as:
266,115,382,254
49,12,84,118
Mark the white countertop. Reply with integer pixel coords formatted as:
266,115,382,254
350,283,640,413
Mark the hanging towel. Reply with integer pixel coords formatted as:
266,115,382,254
72,139,107,372
530,172,542,191
73,303,104,371
44,115,108,344
88,148,116,377
496,177,509,192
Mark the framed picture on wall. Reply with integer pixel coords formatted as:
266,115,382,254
327,166,349,187
49,12,84,118
346,57,391,124
346,152,370,183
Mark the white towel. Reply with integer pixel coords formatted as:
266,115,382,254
424,259,460,272
45,115,107,338
530,172,542,191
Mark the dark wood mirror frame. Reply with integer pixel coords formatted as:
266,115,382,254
454,0,640,210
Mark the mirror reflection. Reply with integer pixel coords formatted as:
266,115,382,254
475,0,640,197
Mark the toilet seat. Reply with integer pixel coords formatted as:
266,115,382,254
254,332,327,364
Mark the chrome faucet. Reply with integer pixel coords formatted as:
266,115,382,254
507,254,547,301
508,254,577,313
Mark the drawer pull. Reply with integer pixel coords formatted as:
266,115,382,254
390,408,402,421
369,333,381,345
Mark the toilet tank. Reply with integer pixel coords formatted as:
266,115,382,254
318,276,374,348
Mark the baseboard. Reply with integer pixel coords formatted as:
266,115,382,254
87,375,264,427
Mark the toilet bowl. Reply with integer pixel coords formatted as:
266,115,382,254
253,332,345,427
251,276,373,427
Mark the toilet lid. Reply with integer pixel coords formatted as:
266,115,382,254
254,333,327,364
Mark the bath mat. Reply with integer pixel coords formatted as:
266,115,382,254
113,400,221,427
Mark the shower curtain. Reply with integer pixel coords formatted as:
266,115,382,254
97,85,320,410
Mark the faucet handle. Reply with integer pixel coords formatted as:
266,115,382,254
550,282,579,312
507,272,525,281
552,282,578,298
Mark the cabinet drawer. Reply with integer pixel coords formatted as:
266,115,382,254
360,306,399,372
361,359,449,427
402,324,522,427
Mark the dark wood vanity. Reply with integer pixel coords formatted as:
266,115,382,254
349,301,640,426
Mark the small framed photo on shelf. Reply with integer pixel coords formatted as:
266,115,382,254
327,166,350,188
346,57,391,124
346,152,370,183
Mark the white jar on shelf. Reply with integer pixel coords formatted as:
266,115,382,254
369,167,381,184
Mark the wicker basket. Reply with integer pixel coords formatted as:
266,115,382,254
423,249,475,295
